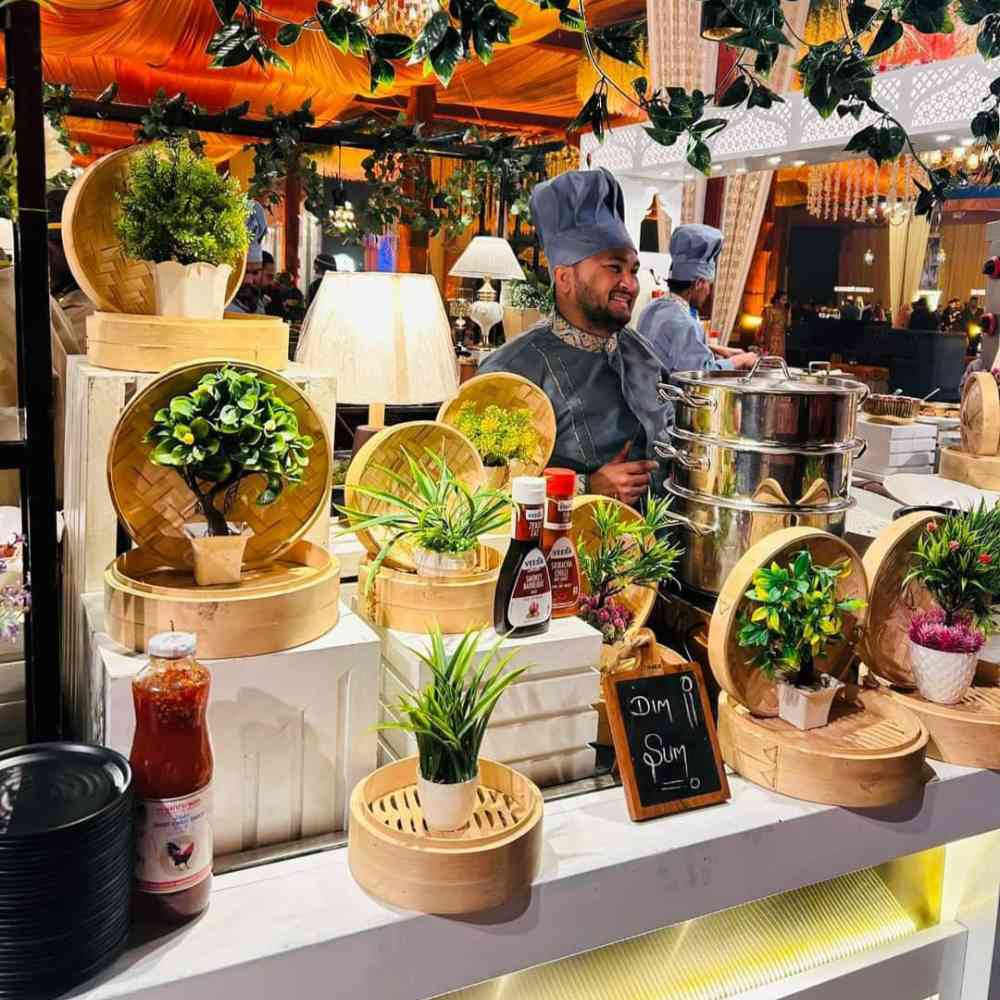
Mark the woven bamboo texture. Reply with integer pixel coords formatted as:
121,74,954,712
858,511,938,689
961,372,1000,456
939,445,1000,490
890,685,1000,768
862,393,920,423
708,528,868,718
87,312,289,373
718,690,928,807
343,421,485,572
62,147,245,315
104,540,340,658
436,372,556,477
348,756,543,913
107,359,331,570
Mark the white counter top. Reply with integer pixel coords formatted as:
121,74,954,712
74,761,1000,1000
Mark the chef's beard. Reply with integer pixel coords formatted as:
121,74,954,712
574,281,632,334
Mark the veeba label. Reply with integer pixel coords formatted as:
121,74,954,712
506,548,552,627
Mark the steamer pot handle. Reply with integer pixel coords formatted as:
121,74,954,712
662,509,715,537
653,441,710,471
742,354,791,383
850,438,868,459
657,382,716,410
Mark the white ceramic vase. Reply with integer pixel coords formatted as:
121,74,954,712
908,639,977,704
150,260,232,320
412,546,479,579
416,770,480,832
777,675,844,731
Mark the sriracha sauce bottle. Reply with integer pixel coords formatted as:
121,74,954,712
542,468,581,619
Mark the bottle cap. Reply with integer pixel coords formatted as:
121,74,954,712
511,476,546,505
148,631,197,659
543,467,576,497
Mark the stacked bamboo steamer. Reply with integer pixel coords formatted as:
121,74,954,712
939,372,1000,490
706,526,929,807
63,146,288,372
103,359,339,658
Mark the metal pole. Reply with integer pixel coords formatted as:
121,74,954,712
6,2,61,741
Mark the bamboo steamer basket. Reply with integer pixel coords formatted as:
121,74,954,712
708,527,868,718
889,686,1000,768
960,371,1000,456
104,540,340,658
107,359,331,570
343,421,486,574
357,546,500,634
939,446,1000,491
857,511,938,689
348,756,543,914
718,689,927,807
87,312,289,373
62,147,245,316
436,372,557,477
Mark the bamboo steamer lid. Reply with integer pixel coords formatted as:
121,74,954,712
436,372,556,476
939,445,1000,491
961,372,1000,457
571,495,657,634
343,421,486,573
107,359,331,570
62,146,245,315
858,511,939,688
708,527,868,718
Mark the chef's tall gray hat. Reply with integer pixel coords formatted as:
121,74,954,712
669,224,723,282
530,167,636,272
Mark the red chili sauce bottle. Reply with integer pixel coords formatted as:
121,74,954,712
494,476,552,637
542,468,581,619
130,631,213,924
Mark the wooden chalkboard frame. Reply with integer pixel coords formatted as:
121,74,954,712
601,629,730,822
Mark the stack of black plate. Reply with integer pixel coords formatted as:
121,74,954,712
0,742,132,998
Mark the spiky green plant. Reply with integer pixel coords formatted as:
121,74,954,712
335,448,509,592
378,626,526,784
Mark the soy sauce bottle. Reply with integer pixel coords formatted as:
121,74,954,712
494,476,552,637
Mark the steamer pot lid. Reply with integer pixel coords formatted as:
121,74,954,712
672,367,868,396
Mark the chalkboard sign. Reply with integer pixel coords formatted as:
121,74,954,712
602,630,730,822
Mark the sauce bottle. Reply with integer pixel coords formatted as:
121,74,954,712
130,631,213,924
542,468,581,619
494,476,552,637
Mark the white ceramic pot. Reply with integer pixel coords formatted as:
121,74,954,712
412,546,479,579
777,675,844,731
184,521,249,586
416,769,480,832
908,639,977,705
150,260,232,320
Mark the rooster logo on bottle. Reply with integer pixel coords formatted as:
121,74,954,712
166,838,196,870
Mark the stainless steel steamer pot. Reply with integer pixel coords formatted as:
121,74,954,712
658,357,869,448
663,482,852,595
657,427,866,505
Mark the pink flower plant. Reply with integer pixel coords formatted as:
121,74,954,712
0,534,28,643
909,609,985,654
579,593,635,645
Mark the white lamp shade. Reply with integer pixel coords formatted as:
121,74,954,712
295,272,459,405
449,237,525,281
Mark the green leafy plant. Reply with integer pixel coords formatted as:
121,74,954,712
145,365,314,537
454,402,540,468
736,550,866,686
506,271,554,312
335,448,509,591
576,495,683,637
903,505,1000,632
115,139,249,266
0,91,14,221
378,626,526,784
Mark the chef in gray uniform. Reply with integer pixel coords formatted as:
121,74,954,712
479,168,667,506
636,224,756,373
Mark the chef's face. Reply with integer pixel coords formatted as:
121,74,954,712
690,278,712,309
558,248,639,331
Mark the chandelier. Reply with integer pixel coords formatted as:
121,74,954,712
806,156,918,226
351,0,439,35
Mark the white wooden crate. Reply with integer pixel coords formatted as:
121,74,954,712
84,596,378,856
62,357,336,740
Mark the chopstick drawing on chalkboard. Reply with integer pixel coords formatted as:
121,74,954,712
682,676,698,729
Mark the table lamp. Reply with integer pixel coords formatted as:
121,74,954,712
295,272,459,447
449,237,525,345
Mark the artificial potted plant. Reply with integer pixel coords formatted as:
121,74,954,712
116,138,249,319
453,401,541,490
902,507,999,704
378,626,525,831
145,365,314,586
501,271,553,341
737,549,866,730
576,495,683,671
336,448,509,588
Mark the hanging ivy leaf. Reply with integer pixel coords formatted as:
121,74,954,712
717,75,750,107
686,137,712,175
979,13,1000,55
867,14,903,55
225,99,251,118
558,7,585,31
847,0,879,33
899,0,953,33
410,10,451,63
796,42,874,119
843,120,905,163
316,2,356,52
591,20,645,67
973,107,1000,142
212,0,240,23
958,0,1000,24
425,25,463,86
277,23,303,46
369,55,396,91
748,80,783,110
371,32,414,60
632,76,647,98
207,22,259,67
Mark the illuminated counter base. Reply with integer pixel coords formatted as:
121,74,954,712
73,762,1000,1000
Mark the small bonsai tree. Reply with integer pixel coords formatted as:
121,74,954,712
145,366,314,537
576,495,683,645
453,402,540,469
115,138,250,266
737,549,866,687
